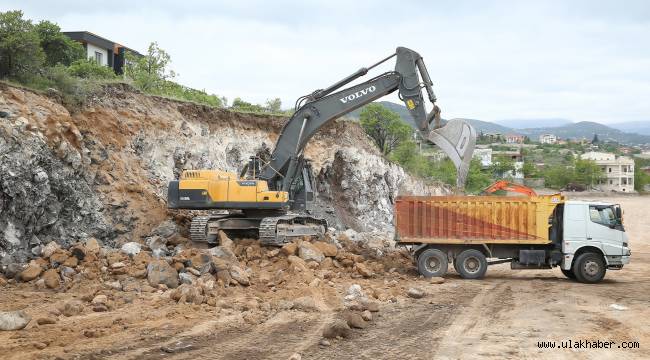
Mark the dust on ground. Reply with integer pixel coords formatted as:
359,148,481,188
1,196,649,360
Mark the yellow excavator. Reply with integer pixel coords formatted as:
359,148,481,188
167,47,476,246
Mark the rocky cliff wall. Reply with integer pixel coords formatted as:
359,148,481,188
0,83,447,263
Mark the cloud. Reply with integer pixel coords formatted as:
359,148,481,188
3,0,649,123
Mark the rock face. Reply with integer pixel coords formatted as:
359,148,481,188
316,148,448,233
0,83,446,262
0,310,31,331
147,260,179,289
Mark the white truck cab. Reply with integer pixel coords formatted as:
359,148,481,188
560,200,631,282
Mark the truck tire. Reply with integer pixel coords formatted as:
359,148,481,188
455,249,488,279
561,268,576,280
417,248,448,278
572,252,606,284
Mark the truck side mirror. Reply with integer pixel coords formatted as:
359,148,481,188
615,206,622,220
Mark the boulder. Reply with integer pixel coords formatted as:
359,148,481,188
361,310,373,322
41,242,61,258
84,238,101,253
62,300,84,317
147,260,179,289
19,264,42,282
291,296,319,312
49,250,69,266
407,288,426,299
209,246,237,262
0,310,31,331
281,242,298,256
298,242,324,263
36,317,57,325
322,319,351,339
229,266,250,286
42,269,60,289
355,263,373,278
344,312,367,329
430,277,445,284
287,255,308,272
312,242,337,257
91,295,108,306
120,242,141,256
217,230,234,249
179,272,194,285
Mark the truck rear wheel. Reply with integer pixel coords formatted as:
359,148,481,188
573,252,606,284
417,248,448,278
455,249,488,279
561,268,576,279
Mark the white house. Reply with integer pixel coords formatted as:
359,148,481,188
63,31,141,74
473,148,493,167
581,151,635,192
539,133,558,144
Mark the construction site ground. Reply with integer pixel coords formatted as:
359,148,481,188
1,195,648,360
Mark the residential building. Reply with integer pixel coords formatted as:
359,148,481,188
539,133,557,144
63,31,142,74
581,151,635,192
473,148,492,167
492,150,524,181
505,134,525,144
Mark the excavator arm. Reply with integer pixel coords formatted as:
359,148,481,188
481,180,538,196
259,47,476,191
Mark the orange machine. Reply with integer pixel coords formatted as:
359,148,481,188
480,180,537,197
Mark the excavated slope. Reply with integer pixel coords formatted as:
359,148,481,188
0,83,446,263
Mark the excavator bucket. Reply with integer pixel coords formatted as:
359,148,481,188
423,119,477,189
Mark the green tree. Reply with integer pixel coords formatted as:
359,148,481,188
360,103,412,156
34,20,84,66
466,158,493,193
231,97,265,113
522,161,538,178
265,98,282,113
0,10,45,79
489,155,516,178
592,134,599,144
634,159,650,193
573,158,603,189
125,41,176,91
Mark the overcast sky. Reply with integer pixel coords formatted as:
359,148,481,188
4,1,650,124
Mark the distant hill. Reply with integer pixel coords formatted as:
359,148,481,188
496,118,572,129
517,121,650,144
345,101,650,145
610,121,650,136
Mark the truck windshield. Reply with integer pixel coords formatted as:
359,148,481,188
589,205,622,229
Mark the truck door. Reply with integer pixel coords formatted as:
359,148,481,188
562,203,587,255
586,205,624,256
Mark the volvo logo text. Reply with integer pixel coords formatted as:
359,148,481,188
339,86,376,104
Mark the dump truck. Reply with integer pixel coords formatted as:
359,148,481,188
395,195,631,283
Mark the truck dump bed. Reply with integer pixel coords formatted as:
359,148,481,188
395,195,564,245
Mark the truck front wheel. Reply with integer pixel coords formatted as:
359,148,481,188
417,248,448,278
561,268,576,279
572,252,606,284
455,249,488,279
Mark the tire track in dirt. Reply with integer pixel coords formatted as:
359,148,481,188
433,280,513,359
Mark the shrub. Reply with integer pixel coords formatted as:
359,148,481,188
67,59,117,79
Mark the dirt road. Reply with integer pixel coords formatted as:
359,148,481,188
1,196,648,359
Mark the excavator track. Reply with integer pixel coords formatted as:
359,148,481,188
189,216,211,243
259,215,328,246
190,213,327,246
